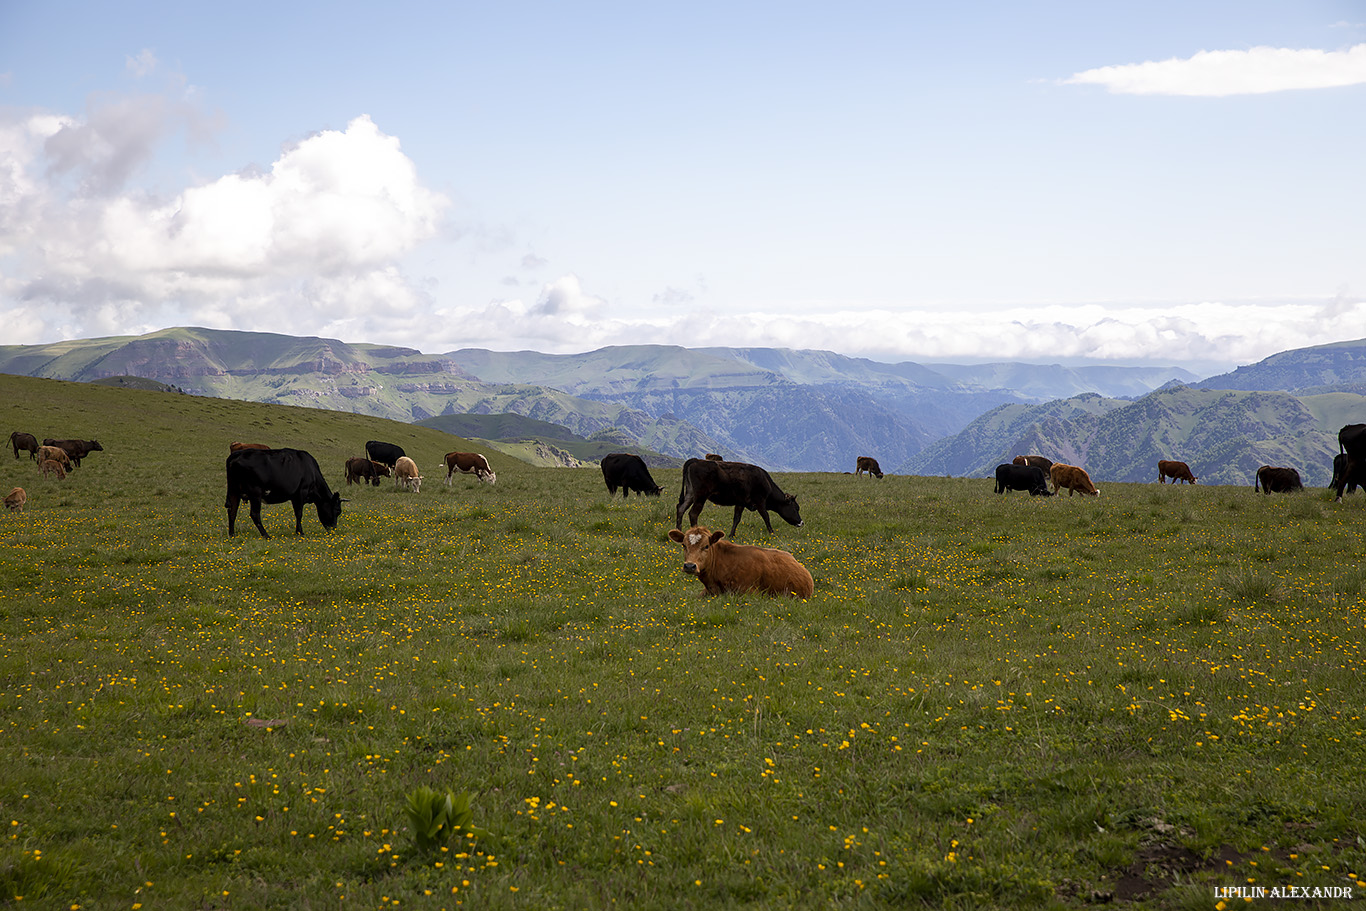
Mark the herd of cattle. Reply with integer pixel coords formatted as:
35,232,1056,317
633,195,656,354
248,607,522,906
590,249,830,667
10,422,1366,598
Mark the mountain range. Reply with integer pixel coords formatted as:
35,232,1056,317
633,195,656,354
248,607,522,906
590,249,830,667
2,327,1364,484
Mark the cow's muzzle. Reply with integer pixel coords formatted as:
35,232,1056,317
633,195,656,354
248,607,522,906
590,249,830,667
682,562,698,574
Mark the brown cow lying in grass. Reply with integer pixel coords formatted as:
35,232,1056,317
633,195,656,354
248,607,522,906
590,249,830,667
667,526,813,598
4,487,24,511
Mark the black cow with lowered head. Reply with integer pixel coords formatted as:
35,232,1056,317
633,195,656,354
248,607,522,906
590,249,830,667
675,458,802,540
1255,465,1303,495
365,440,405,469
601,453,663,498
994,463,1052,496
226,447,344,537
1332,453,1366,498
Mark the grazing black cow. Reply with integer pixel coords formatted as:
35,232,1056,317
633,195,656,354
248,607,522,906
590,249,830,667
1331,454,1365,497
42,438,103,467
675,458,802,539
1255,465,1303,495
226,448,344,537
9,431,39,460
601,453,663,498
994,463,1052,495
365,440,405,468
1334,424,1366,502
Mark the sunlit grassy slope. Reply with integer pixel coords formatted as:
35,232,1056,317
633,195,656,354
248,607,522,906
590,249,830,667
3,374,1366,910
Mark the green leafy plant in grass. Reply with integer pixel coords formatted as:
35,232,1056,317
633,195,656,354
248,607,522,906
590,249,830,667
405,787,492,854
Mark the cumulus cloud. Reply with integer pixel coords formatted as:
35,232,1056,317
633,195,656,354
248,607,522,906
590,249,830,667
0,102,449,344
1063,43,1366,96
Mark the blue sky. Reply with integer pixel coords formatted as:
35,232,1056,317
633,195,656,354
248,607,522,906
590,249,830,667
2,2,1364,372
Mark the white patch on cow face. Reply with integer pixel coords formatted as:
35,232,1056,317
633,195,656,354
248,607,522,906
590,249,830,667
688,532,703,546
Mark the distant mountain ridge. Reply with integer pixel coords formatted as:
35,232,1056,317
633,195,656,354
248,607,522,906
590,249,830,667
0,327,1198,472
16,326,1366,481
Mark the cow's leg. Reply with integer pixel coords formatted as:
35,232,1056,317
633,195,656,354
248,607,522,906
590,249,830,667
688,500,706,529
226,496,240,536
292,499,307,535
249,498,270,538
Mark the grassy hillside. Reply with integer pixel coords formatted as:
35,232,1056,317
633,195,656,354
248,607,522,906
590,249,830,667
5,375,1366,908
1,373,502,491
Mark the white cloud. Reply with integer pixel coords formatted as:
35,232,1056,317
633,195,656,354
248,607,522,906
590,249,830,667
1063,43,1366,96
1,104,448,344
420,284,1364,370
126,49,158,78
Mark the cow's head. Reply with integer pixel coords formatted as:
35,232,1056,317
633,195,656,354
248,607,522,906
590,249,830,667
644,484,664,497
477,469,497,485
316,491,344,529
88,440,103,452
775,493,803,528
373,461,392,477
668,526,725,576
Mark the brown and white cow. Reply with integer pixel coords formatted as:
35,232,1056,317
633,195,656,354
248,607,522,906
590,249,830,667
10,432,39,460
667,526,814,598
444,452,496,485
855,456,884,479
36,446,72,470
1050,463,1100,497
1157,460,1197,484
4,487,25,511
230,442,272,452
39,459,67,480
394,456,423,492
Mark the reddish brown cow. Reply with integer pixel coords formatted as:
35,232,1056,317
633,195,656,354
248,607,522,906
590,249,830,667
855,456,884,479
444,452,496,485
4,487,24,511
1157,460,1197,484
1050,463,1100,497
667,525,814,598
344,457,390,486
39,459,67,480
704,453,724,461
230,442,272,452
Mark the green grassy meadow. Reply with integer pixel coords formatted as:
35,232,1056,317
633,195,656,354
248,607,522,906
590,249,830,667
3,375,1366,909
